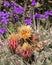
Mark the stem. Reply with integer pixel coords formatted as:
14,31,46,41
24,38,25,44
0,34,5,41
32,7,36,30
37,19,40,33
22,0,28,23
46,19,50,30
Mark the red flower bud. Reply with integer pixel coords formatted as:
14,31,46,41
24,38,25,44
31,34,39,43
21,42,32,58
8,33,19,50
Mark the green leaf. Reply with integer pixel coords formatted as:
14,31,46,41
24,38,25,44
40,19,46,23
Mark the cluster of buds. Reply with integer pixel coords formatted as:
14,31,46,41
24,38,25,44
8,25,47,59
8,25,33,58
8,33,32,57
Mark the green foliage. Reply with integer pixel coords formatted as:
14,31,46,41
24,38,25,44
40,19,46,23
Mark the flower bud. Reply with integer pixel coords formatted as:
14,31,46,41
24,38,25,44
21,42,32,58
8,33,19,50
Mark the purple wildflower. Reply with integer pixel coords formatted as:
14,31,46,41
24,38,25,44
0,28,6,34
0,12,10,18
1,17,9,24
43,10,52,19
14,16,18,22
34,13,43,19
49,10,52,16
43,15,49,20
43,11,49,19
11,2,24,14
14,6,24,14
25,18,32,25
11,2,18,8
3,1,10,7
0,12,4,17
31,0,37,6
0,12,11,24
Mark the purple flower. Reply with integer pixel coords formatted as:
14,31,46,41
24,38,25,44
0,12,10,17
1,17,9,24
25,18,32,25
0,12,4,17
3,1,10,7
43,11,49,19
31,0,37,6
0,12,11,24
14,6,24,14
43,15,49,20
11,2,24,14
14,16,18,22
11,2,18,8
49,10,52,16
0,28,6,34
34,13,43,19
43,10,52,19
44,11,49,15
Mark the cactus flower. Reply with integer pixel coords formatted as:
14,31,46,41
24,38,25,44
18,25,32,40
8,33,19,50
21,42,32,58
